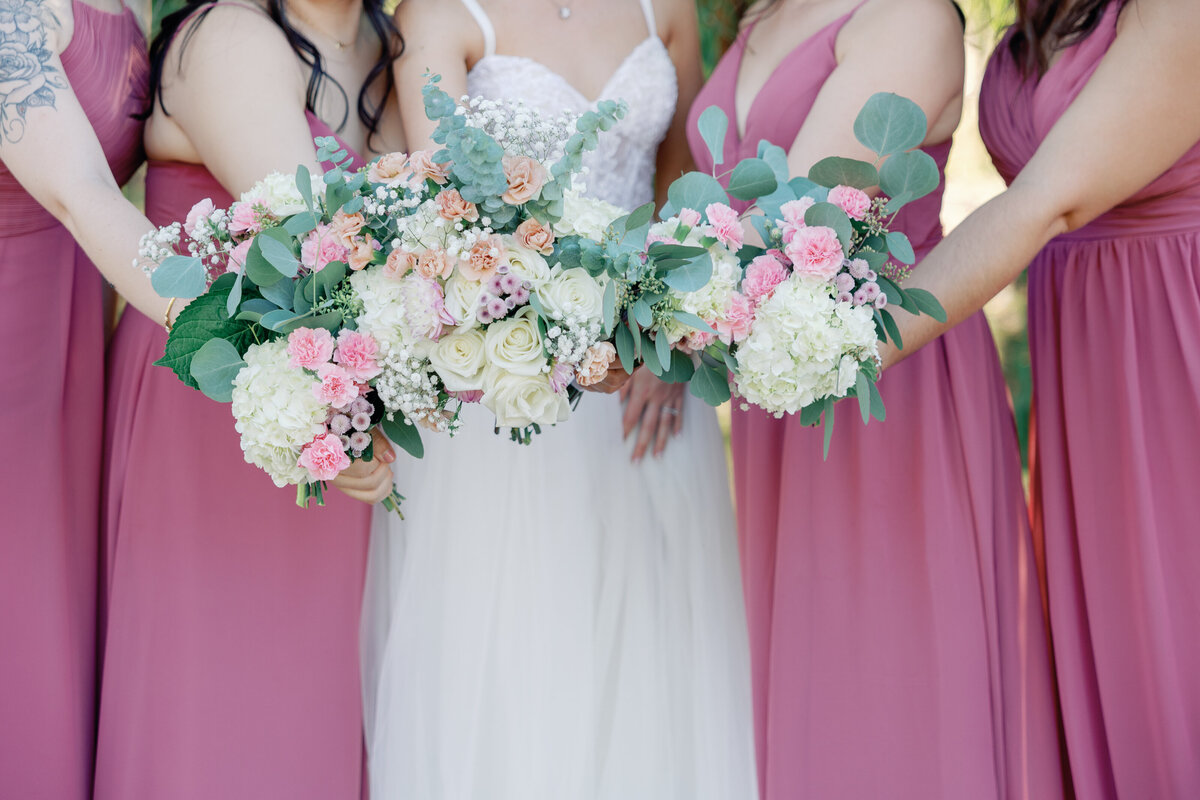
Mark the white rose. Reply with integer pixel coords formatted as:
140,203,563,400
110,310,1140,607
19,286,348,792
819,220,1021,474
443,275,485,327
483,306,546,376
429,327,488,392
538,268,604,322
241,171,321,217
481,368,571,428
502,236,553,288
554,190,623,241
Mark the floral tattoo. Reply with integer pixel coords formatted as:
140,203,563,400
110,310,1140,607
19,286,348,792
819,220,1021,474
0,0,66,144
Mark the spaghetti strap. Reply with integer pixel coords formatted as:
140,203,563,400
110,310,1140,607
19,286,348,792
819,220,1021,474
460,0,496,59
637,0,657,38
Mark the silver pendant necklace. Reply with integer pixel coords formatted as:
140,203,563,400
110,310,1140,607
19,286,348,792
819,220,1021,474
548,0,574,19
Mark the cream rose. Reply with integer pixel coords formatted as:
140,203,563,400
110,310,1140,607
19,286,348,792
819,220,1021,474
435,188,479,223
502,236,553,288
443,275,485,326
575,342,617,387
501,155,549,205
481,368,570,428
240,171,317,217
368,152,408,186
515,217,555,254
429,327,488,392
538,268,604,322
483,306,545,376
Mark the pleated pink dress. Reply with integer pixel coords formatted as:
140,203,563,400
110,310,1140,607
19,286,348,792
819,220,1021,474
95,113,371,800
0,6,146,798
687,8,1065,799
981,7,1200,797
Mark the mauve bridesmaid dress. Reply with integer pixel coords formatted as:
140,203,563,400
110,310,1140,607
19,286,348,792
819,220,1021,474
687,6,1064,799
981,6,1200,797
0,6,146,798
95,112,371,800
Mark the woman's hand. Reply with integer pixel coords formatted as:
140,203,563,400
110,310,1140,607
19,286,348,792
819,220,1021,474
580,364,634,394
620,367,685,462
331,429,397,505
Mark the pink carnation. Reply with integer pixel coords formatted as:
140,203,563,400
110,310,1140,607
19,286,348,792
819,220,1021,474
779,197,816,244
301,224,349,272
227,239,252,274
715,292,754,345
682,329,717,352
705,202,744,251
287,327,335,370
334,329,382,381
314,363,360,410
228,200,261,235
184,198,215,239
298,433,351,482
742,254,789,302
784,225,844,281
828,185,871,220
677,207,702,228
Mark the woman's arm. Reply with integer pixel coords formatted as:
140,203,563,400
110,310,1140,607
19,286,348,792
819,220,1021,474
883,0,1200,366
653,0,703,208
392,0,477,151
0,0,171,323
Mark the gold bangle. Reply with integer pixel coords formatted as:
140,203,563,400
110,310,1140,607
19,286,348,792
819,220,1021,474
163,297,177,332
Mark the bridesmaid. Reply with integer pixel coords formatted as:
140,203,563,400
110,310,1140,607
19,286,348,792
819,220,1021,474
887,0,1200,795
688,0,1064,797
94,2,402,798
0,1,168,795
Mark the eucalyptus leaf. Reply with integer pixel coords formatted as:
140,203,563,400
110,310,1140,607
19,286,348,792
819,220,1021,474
689,362,731,406
243,238,284,287
602,279,617,334
296,164,314,212
235,298,278,324
880,308,903,349
225,269,245,318
855,368,871,425
697,105,729,168
804,202,854,252
661,348,696,383
641,332,663,375
727,158,777,201
877,275,905,307
258,229,300,278
822,396,835,460
632,298,653,328
381,414,424,459
853,92,928,157
809,156,879,190
869,379,886,421
662,252,713,293
671,310,717,334
757,140,791,183
622,201,656,233
189,338,245,403
615,321,635,373
906,287,947,322
293,273,315,315
879,149,940,212
885,231,916,265
799,401,824,427
666,172,728,217
153,274,256,390
259,308,301,332
282,212,318,238
259,276,295,311
151,255,208,300
655,328,671,366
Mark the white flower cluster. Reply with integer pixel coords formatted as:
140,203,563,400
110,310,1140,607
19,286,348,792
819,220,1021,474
350,267,412,353
136,222,181,274
458,95,578,163
240,171,323,217
537,268,606,365
373,345,452,433
553,189,624,241
734,275,879,415
363,182,424,218
185,207,232,260
231,340,327,487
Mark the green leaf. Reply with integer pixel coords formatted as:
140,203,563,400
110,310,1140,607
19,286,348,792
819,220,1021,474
880,308,903,349
225,269,245,318
906,287,947,322
855,367,871,425
697,106,728,168
313,261,349,300
804,202,854,252
293,273,315,315
296,164,314,212
622,201,656,233
259,276,295,310
822,396,835,460
632,298,653,328
666,172,728,217
661,348,696,383
615,321,635,373
877,274,905,307
380,414,424,459
869,379,886,421
662,252,714,293
153,275,256,390
641,331,663,375
243,237,285,286
189,338,245,403
879,149,940,212
808,156,879,190
649,242,708,260
757,140,791,183
655,328,671,366
258,228,300,278
688,362,731,406
853,92,928,158
151,255,208,300
259,308,300,331
602,279,617,335
299,311,345,333
671,310,717,335
283,212,318,238
726,158,777,201
799,401,824,427
885,231,916,265
235,298,278,323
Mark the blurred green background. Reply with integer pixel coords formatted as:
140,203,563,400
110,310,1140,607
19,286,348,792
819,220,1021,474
140,0,1031,466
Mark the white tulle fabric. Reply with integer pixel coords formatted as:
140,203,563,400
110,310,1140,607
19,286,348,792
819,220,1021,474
361,5,757,799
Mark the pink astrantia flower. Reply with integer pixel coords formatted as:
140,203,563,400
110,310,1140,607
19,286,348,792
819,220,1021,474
834,272,855,294
298,433,351,481
677,207,702,228
348,431,372,453
334,329,382,381
301,224,349,272
784,225,844,281
848,258,871,280
314,363,360,410
715,292,754,344
228,200,262,235
184,198,215,239
287,327,335,370
350,412,372,431
350,397,373,416
705,202,744,251
742,253,790,302
828,185,871,220
837,291,854,304
329,414,352,435
874,293,889,309
549,360,575,394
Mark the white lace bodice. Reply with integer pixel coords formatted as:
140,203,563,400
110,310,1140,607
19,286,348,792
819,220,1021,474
462,0,678,211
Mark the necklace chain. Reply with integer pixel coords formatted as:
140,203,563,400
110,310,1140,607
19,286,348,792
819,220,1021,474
546,0,574,20
289,6,353,49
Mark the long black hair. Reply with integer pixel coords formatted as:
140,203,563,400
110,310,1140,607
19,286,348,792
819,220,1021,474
1009,0,1129,76
147,0,402,139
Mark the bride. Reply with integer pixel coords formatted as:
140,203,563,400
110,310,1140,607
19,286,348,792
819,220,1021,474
361,0,757,797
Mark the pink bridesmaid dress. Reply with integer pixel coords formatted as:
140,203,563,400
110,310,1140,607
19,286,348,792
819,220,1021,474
982,6,1200,797
687,7,1065,799
95,113,371,800
0,6,146,798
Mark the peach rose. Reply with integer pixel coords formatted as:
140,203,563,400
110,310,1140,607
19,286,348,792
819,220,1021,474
368,152,408,186
383,248,417,280
575,342,617,387
416,248,455,281
347,237,381,272
435,188,479,223
501,155,548,205
515,217,555,254
408,149,450,184
330,210,366,248
460,234,504,282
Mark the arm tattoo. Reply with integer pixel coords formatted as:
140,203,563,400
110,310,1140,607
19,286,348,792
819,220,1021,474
0,0,67,144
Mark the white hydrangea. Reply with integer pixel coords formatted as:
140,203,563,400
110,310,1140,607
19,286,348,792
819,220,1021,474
350,266,411,354
240,171,323,217
231,340,327,487
734,275,879,415
554,189,623,241
660,244,740,344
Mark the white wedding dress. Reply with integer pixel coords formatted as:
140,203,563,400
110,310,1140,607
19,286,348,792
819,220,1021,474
361,2,757,797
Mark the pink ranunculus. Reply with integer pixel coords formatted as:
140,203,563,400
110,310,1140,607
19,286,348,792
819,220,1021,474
460,234,504,282
677,207,702,228
416,248,455,280
314,363,360,410
780,197,816,228
435,188,479,223
742,253,790,302
301,224,349,272
184,198,215,239
330,210,366,248
227,239,253,274
298,432,351,481
501,155,548,205
828,185,871,220
334,329,382,381
287,327,336,370
228,200,262,234
705,202,744,251
784,225,844,281
408,150,450,185
715,292,754,344
347,237,381,271
549,360,575,394
383,249,418,280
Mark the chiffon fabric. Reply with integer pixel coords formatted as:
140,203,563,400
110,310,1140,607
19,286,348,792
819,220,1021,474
688,6,1064,798
0,6,146,798
95,112,371,800
981,7,1200,796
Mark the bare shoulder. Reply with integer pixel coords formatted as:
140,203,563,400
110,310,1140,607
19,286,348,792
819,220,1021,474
848,0,964,52
650,0,699,42
395,0,476,46
163,2,302,88
1120,0,1200,39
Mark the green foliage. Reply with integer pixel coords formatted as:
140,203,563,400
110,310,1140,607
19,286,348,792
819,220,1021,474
154,273,258,392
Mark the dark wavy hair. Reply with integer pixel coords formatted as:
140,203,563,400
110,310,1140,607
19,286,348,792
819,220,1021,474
147,0,402,139
1009,0,1129,76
